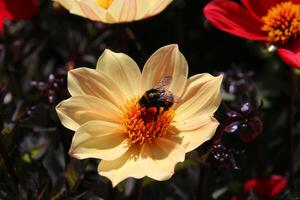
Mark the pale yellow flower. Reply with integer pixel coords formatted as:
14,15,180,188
53,0,173,23
56,44,222,187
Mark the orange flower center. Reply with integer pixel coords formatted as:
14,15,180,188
261,1,300,45
96,0,113,9
123,97,174,145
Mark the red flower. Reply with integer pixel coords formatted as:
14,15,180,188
204,0,300,69
243,175,288,199
0,0,39,30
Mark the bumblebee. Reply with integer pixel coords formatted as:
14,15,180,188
139,76,177,121
139,88,174,111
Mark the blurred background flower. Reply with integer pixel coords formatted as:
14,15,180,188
54,0,173,23
0,0,39,30
231,175,288,200
203,0,300,69
243,175,288,199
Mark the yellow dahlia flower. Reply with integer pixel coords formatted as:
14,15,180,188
54,0,172,23
56,44,222,187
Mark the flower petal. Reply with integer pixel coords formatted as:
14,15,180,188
54,0,72,10
107,0,137,22
175,74,222,121
0,2,13,31
96,49,142,99
55,0,85,18
241,0,283,18
69,120,129,160
76,0,107,21
98,145,144,187
139,137,185,181
107,0,155,22
141,44,188,97
277,41,300,70
169,117,219,152
56,95,122,131
203,0,266,40
146,0,172,17
68,67,127,107
172,114,213,131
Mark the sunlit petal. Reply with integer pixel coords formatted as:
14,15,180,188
69,120,129,160
98,145,144,187
56,95,122,131
147,0,172,17
77,0,107,21
175,74,222,121
203,0,266,40
277,40,300,70
169,117,219,152
96,49,142,99
141,44,188,97
139,137,185,180
54,0,172,23
68,67,126,107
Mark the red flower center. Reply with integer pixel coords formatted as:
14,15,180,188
123,97,174,145
261,1,300,45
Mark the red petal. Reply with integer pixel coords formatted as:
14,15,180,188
0,20,3,31
241,0,284,18
244,179,258,192
243,175,288,199
203,0,266,41
268,175,288,197
0,1,13,31
4,0,39,20
277,40,300,70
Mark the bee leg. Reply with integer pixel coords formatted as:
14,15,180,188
154,107,160,121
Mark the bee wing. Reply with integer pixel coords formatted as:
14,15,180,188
172,94,181,103
154,76,172,89
163,91,181,104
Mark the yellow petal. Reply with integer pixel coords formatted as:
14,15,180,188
107,0,137,22
146,0,172,17
56,95,122,131
69,120,129,160
169,117,219,152
141,44,188,97
54,0,72,10
55,0,86,18
172,114,213,131
98,145,144,187
139,137,185,181
77,0,108,22
68,67,127,107
96,49,142,99
175,74,222,121
106,0,150,22
55,0,172,23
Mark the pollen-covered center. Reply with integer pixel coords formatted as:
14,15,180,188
123,97,174,145
96,0,113,9
261,1,300,45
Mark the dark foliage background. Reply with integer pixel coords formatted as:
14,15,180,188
0,0,299,199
